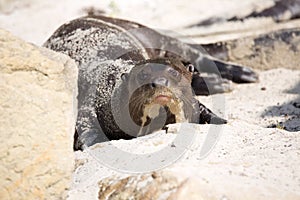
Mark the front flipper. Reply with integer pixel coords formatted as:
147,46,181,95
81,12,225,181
192,72,233,95
194,100,227,124
74,128,109,150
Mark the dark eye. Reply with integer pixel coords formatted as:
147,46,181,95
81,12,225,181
187,64,194,72
121,73,128,81
168,68,179,78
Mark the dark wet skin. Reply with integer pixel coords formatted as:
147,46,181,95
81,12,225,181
96,15,259,94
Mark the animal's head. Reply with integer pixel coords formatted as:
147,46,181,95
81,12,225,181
120,58,195,128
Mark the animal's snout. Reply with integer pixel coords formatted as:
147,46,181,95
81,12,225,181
151,77,169,88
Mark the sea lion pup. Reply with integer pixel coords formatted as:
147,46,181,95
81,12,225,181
44,15,258,150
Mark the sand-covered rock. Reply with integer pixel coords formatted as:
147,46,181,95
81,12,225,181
93,122,299,200
0,29,78,200
201,28,300,70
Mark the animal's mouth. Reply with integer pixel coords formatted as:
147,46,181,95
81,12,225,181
141,89,185,123
153,95,172,106
151,88,176,106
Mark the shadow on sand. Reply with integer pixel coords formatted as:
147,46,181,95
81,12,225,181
261,81,300,132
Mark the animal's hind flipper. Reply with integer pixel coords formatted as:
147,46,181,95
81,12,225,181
196,56,259,83
213,59,259,83
191,73,233,95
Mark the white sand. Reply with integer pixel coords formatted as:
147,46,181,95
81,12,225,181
0,0,273,45
68,68,300,199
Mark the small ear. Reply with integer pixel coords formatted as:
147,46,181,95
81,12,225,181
186,64,194,73
121,73,129,81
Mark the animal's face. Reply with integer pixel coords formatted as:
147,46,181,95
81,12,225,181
122,59,194,106
134,63,182,104
121,58,195,126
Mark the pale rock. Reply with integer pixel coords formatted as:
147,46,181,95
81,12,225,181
0,29,78,200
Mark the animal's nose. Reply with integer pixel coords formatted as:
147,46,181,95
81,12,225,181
151,77,169,88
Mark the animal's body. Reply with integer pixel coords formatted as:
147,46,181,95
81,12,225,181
44,15,258,150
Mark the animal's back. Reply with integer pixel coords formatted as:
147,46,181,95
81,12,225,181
44,17,150,146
